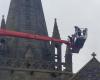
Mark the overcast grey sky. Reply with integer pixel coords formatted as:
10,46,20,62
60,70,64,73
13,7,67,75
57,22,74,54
0,0,100,73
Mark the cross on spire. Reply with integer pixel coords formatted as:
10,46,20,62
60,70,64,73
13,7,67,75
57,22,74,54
91,52,96,58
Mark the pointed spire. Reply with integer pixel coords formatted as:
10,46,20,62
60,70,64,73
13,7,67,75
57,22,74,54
0,15,6,39
1,15,6,29
50,19,62,70
52,18,61,39
6,0,51,65
6,0,48,35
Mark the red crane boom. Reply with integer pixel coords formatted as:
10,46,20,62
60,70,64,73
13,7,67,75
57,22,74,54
0,29,70,45
0,27,88,53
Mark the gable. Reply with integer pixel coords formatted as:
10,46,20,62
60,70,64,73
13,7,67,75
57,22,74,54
70,57,100,80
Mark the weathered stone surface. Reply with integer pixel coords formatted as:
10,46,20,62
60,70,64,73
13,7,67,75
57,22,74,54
1,0,100,80
6,0,51,64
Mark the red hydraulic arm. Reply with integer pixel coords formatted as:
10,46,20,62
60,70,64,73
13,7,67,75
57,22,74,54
0,29,71,45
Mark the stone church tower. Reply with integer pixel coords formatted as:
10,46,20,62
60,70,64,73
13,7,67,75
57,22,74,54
6,0,52,68
0,0,73,80
0,0,100,80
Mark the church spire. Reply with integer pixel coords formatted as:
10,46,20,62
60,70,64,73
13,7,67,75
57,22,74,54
1,15,6,29
0,15,6,39
6,0,51,68
6,0,48,35
51,19,62,70
52,18,61,39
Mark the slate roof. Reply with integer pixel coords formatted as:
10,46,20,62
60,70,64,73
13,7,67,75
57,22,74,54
69,55,100,80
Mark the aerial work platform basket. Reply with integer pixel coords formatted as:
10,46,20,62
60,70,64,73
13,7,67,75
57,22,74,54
69,26,88,53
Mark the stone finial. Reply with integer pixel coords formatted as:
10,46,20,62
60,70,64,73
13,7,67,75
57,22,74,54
91,52,96,58
55,18,57,23
2,15,4,19
52,18,61,39
1,15,6,29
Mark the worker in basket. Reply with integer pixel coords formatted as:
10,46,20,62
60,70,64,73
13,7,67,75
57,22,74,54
68,26,88,53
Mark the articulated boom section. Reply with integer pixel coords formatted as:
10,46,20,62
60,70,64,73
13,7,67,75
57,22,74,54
0,29,70,44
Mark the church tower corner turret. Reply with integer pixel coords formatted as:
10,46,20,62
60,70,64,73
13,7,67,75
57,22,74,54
65,46,72,73
51,18,62,71
1,15,6,29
